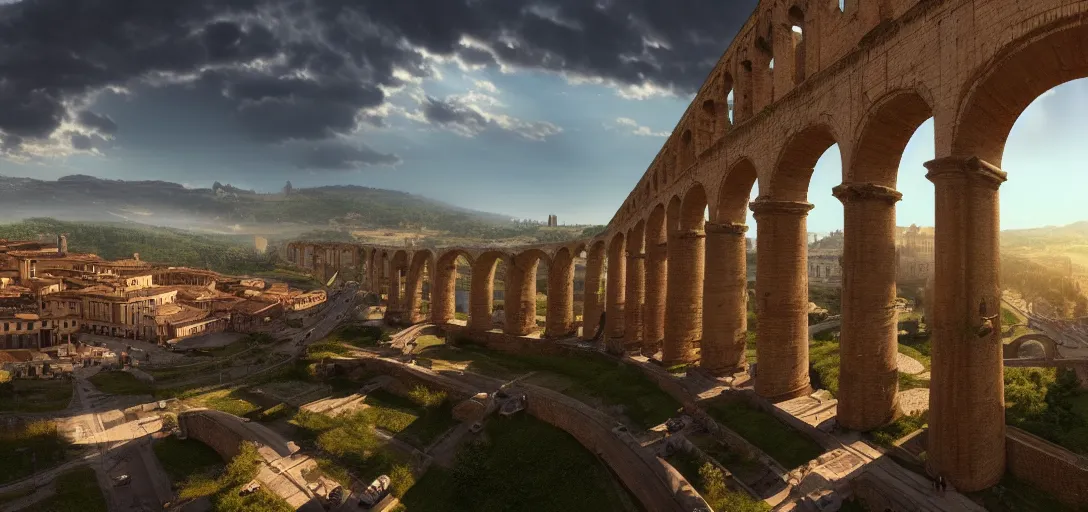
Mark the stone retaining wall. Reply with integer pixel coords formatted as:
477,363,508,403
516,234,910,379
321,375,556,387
1006,426,1088,506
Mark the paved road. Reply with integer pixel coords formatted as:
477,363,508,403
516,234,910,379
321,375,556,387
276,283,361,356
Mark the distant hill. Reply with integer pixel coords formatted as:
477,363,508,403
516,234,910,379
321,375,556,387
0,175,601,243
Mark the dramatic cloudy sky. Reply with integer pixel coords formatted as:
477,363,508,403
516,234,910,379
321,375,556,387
0,0,1085,231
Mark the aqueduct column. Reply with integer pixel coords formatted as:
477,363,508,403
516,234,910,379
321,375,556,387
545,252,575,337
644,220,668,357
504,256,539,336
834,183,903,431
624,238,646,353
662,229,705,365
605,238,627,353
924,156,1006,491
701,222,749,375
751,199,814,401
470,259,497,332
582,248,604,340
432,256,456,324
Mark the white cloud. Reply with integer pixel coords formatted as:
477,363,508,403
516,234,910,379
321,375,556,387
611,117,670,137
473,79,499,94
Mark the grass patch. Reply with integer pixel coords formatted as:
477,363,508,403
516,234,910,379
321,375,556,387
1004,367,1088,456
809,341,840,396
211,442,294,512
428,344,680,430
0,379,72,413
306,341,353,360
870,411,927,448
0,420,73,484
363,389,458,448
399,414,636,511
412,335,445,352
256,403,297,422
705,396,824,469
185,388,261,417
967,474,1075,512
34,467,107,512
665,450,769,512
1001,307,1022,327
327,325,383,348
153,435,226,500
897,343,931,370
89,370,152,395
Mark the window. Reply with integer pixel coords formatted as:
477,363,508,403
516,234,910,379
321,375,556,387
16,322,21,330
28,322,34,330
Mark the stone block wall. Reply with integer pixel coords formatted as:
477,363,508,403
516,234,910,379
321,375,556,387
1006,427,1088,506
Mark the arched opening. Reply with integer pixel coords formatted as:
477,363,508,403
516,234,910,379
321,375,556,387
388,251,410,323
700,100,718,153
604,232,627,353
788,6,806,85
738,60,754,122
838,0,846,12
434,250,473,326
406,251,433,323
572,247,588,330
625,221,647,353
723,72,735,127
937,20,1088,490
505,250,548,337
661,186,707,365
644,205,668,358
678,129,695,170
582,241,607,340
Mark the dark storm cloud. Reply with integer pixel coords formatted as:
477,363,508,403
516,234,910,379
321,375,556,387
422,96,488,132
68,132,93,151
76,111,119,134
293,141,400,171
0,0,756,163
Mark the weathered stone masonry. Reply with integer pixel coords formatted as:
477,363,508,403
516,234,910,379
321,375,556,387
287,0,1088,493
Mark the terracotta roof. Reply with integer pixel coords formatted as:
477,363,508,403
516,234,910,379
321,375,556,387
0,350,36,363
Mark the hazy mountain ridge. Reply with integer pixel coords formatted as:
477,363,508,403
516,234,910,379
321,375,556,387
0,174,525,236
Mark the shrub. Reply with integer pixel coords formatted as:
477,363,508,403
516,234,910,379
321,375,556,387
408,386,447,408
388,464,416,498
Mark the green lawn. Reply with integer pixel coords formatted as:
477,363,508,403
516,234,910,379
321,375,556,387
399,414,638,512
967,474,1075,512
704,397,824,469
89,371,152,395
421,343,681,430
152,436,226,501
290,408,413,491
869,412,927,447
185,388,262,417
0,421,73,484
326,325,384,348
664,450,769,512
1001,307,1022,327
0,379,73,412
809,341,932,398
362,389,459,448
34,467,107,512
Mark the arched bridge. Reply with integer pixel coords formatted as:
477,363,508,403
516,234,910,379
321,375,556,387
286,0,1088,493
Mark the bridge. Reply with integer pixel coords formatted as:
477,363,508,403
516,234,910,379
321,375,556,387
285,0,1088,493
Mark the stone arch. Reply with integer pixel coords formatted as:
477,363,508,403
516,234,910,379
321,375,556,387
433,250,473,325
644,204,668,356
624,220,647,352
546,246,577,338
666,195,682,235
698,99,720,153
405,250,434,324
722,71,735,126
788,5,806,85
768,123,840,201
469,251,505,332
952,19,1088,166
604,231,627,352
678,129,695,170
1004,334,1061,361
716,158,759,224
388,250,409,317
679,184,708,231
582,240,607,340
507,249,550,336
850,89,935,187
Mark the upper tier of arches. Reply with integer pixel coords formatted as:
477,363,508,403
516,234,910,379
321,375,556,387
290,0,1088,271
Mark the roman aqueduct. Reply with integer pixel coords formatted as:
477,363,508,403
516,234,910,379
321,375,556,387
286,0,1088,493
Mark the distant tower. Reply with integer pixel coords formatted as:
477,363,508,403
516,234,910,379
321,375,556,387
58,234,68,256
547,214,558,227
